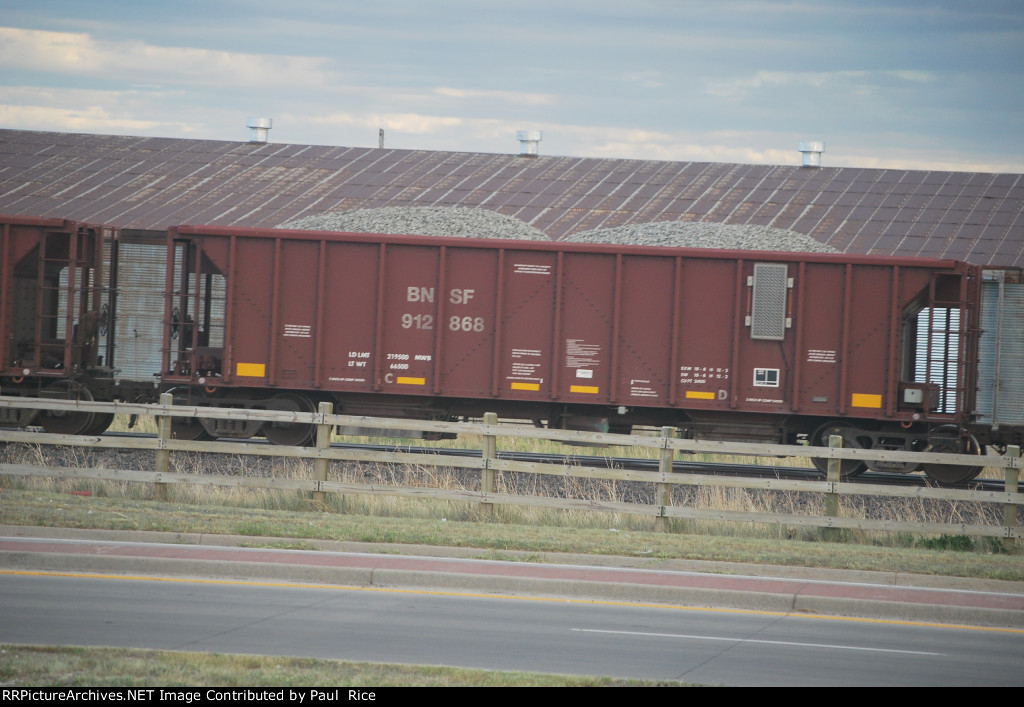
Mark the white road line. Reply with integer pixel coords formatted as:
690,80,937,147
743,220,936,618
572,628,943,655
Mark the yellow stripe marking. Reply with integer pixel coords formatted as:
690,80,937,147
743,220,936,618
4,570,1019,635
685,390,716,400
236,362,266,377
511,382,540,391
397,377,426,385
570,385,599,394
851,393,882,408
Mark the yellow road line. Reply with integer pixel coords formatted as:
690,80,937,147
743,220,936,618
4,569,1020,635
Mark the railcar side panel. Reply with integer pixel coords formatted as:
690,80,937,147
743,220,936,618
842,265,898,418
437,246,500,396
735,258,796,416
230,236,275,386
378,244,440,395
557,251,615,404
674,257,738,410
274,238,320,389
615,254,675,407
793,261,846,415
320,241,380,392
497,249,557,400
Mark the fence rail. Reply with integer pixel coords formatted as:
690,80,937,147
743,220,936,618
1,395,1020,543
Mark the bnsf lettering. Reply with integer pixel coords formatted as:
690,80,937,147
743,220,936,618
449,288,475,304
407,286,435,302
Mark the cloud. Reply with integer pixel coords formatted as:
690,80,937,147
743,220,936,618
0,26,336,91
434,87,556,106
0,86,198,134
0,102,183,134
303,111,468,135
619,71,665,89
704,69,938,100
542,123,1021,173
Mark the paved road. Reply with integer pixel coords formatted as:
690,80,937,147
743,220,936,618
3,570,1023,685
2,528,1023,627
2,527,1023,685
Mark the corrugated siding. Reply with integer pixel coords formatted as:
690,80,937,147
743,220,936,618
109,234,167,382
977,279,1024,426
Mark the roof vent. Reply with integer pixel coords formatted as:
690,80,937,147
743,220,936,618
246,117,273,143
516,130,542,157
798,141,825,167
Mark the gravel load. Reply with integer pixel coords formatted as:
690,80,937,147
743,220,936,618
280,206,548,240
564,221,838,253
281,206,836,253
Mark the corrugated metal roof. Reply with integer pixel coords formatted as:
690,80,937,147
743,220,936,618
1,128,1022,266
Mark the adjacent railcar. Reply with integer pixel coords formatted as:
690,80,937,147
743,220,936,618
0,215,120,434
162,224,1013,483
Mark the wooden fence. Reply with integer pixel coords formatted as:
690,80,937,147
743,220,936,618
0,394,1021,544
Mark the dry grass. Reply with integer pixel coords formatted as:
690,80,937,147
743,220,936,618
3,413,1019,563
1,427,1017,556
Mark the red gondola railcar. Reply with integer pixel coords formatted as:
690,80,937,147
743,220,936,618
161,224,1006,483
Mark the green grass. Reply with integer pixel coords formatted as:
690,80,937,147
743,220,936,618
0,645,673,687
2,486,1021,580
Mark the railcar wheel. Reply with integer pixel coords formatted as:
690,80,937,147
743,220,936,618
811,421,868,479
922,427,985,485
165,389,216,440
84,412,115,435
38,382,96,435
262,393,317,446
171,417,214,441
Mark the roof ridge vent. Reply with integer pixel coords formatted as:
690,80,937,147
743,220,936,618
247,117,273,143
798,140,825,167
516,130,542,157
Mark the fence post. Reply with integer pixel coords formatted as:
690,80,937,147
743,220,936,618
312,401,333,507
1004,445,1020,551
480,412,497,520
655,426,675,533
824,433,842,542
154,392,172,501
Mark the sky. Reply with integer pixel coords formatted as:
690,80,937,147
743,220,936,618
2,0,1023,173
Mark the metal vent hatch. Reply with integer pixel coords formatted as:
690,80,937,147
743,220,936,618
749,263,790,340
